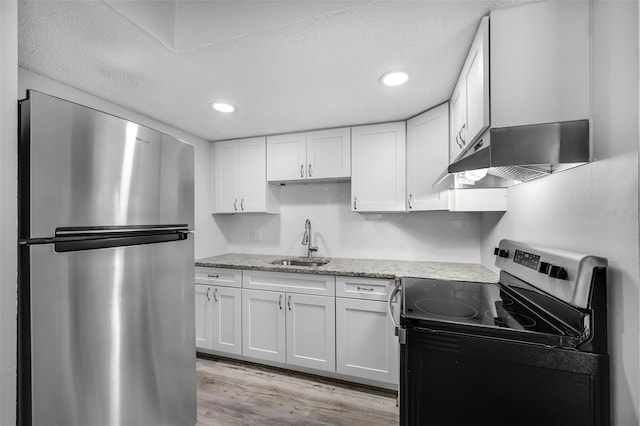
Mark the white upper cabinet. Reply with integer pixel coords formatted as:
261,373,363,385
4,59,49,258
266,133,307,181
449,83,466,163
213,140,239,213
305,128,351,179
267,127,351,182
449,16,490,162
351,122,406,212
406,104,449,211
213,137,279,214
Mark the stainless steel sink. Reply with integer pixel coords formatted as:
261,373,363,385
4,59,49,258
271,258,330,268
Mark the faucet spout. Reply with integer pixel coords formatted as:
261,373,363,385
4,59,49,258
301,218,318,258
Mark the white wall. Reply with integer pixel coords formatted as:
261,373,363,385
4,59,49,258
480,1,639,424
18,68,226,259
216,181,485,262
0,2,18,424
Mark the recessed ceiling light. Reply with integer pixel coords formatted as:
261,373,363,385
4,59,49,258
380,71,409,87
211,102,235,113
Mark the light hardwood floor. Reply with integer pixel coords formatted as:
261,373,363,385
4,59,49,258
196,355,399,425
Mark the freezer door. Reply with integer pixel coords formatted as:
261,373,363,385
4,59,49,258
21,91,194,239
27,238,196,426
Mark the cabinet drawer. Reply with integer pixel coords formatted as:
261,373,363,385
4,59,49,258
195,267,242,288
336,276,396,301
243,270,335,296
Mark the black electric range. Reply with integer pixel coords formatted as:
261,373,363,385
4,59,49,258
397,239,609,426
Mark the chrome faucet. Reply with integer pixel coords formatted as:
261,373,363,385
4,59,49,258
301,219,318,258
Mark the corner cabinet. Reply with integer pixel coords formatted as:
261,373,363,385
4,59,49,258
213,137,279,214
266,127,351,182
351,122,406,212
406,103,449,211
195,267,243,355
450,16,490,162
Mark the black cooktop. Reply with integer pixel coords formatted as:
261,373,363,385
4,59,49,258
400,277,586,348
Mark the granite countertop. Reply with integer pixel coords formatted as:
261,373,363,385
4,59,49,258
195,253,498,283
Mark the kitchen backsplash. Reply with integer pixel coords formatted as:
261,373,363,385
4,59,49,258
214,182,483,262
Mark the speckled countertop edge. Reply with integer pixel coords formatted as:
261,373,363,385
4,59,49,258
195,253,499,283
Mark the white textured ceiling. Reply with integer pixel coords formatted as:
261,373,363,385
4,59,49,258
18,0,535,141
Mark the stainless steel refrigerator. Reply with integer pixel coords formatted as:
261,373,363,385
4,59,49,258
18,90,197,425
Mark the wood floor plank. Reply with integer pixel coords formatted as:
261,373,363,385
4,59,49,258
197,355,399,426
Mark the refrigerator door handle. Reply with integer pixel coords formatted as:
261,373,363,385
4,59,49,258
55,225,190,237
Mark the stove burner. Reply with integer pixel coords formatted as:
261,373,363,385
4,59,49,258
415,298,478,319
485,311,537,328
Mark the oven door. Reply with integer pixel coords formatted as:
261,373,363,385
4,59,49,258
400,327,609,426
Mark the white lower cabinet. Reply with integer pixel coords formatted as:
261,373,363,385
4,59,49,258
198,268,397,387
212,286,242,355
195,268,243,355
242,288,336,372
286,293,335,372
335,297,398,385
242,289,286,362
195,284,214,349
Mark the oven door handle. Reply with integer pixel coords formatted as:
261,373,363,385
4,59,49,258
388,279,405,344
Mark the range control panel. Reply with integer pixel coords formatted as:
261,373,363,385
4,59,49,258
493,239,607,309
513,249,541,271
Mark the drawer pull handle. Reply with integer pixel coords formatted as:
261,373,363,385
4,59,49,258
357,286,375,292
213,288,218,302
288,295,292,311
208,274,219,279
206,287,211,301
278,294,283,310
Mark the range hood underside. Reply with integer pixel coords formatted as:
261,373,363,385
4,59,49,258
448,120,590,183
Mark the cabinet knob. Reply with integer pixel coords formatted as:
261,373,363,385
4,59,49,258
240,199,244,211
300,164,304,178
287,295,292,311
308,164,312,178
213,288,218,302
278,294,283,310
408,194,413,209
206,287,211,301
233,199,238,211
353,196,358,210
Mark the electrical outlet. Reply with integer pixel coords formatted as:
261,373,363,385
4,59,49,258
249,230,262,242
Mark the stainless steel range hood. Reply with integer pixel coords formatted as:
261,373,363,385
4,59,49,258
448,120,590,182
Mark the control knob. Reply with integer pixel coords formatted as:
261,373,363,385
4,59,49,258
493,248,509,258
548,265,568,280
538,262,551,274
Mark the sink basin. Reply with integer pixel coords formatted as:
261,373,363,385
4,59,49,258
271,258,330,268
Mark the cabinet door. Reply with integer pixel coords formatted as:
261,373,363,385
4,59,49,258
335,298,398,384
238,137,267,212
195,284,213,349
306,128,351,180
351,122,406,212
406,104,449,211
449,81,466,163
285,293,335,372
242,289,286,362
464,16,490,146
212,286,242,355
266,133,307,181
213,140,239,213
